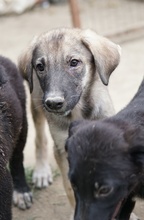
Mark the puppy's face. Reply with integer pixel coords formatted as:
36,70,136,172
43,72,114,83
19,28,121,116
66,120,143,220
31,31,93,115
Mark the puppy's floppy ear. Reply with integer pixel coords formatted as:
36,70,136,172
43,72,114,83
18,36,38,93
81,29,121,85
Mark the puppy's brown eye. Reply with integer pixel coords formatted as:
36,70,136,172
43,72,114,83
36,63,44,72
70,59,79,67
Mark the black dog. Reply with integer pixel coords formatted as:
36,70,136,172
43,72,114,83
0,56,32,220
65,78,144,220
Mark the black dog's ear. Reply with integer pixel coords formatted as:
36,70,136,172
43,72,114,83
66,120,86,152
68,120,87,137
129,145,144,169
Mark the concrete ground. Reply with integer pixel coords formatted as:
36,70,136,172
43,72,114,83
0,0,144,219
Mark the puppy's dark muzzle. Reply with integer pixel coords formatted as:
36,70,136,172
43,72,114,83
44,96,65,112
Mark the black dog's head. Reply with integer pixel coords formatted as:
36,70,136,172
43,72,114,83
66,120,144,220
18,28,120,116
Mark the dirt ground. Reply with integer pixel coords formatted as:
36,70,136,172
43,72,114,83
0,0,144,219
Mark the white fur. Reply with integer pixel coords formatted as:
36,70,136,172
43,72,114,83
13,190,32,210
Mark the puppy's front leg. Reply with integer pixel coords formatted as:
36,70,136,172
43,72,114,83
32,107,53,188
54,149,75,208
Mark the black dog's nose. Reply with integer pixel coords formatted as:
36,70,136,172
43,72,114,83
45,97,64,110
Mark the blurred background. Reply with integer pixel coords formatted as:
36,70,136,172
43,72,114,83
0,0,144,219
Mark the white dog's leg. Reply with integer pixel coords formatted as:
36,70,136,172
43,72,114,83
54,149,75,207
32,110,53,188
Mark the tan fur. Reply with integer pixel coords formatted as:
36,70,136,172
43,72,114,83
18,28,121,210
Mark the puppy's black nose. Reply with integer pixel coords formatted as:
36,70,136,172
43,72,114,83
45,97,64,110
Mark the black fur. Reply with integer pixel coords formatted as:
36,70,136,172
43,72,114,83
66,78,144,220
0,56,31,220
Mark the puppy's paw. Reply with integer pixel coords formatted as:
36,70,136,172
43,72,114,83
32,163,53,188
130,212,140,220
13,190,33,210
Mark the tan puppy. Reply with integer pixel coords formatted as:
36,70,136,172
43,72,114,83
18,28,121,208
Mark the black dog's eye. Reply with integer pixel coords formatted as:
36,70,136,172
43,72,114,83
99,186,113,196
36,63,44,72
70,59,79,67
94,185,113,198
